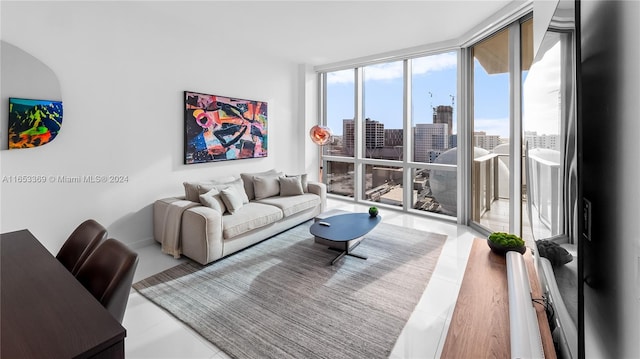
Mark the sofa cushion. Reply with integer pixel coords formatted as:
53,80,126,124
183,176,236,202
279,176,304,196
240,169,278,201
253,175,281,200
286,173,308,192
220,186,245,214
197,177,249,205
199,188,227,213
222,202,284,239
255,193,321,217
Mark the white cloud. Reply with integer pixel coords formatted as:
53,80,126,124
326,52,457,85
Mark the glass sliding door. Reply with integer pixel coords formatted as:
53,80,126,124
471,27,511,232
471,16,532,235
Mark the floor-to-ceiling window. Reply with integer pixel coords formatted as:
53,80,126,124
321,51,458,218
318,14,537,225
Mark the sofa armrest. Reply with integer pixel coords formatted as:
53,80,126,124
307,181,327,212
153,197,188,243
181,206,225,265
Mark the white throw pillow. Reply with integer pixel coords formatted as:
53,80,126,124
199,188,227,213
253,175,282,199
220,186,244,214
279,176,304,196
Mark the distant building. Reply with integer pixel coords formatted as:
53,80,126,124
414,123,449,162
433,105,453,136
364,118,384,149
524,131,560,150
343,118,385,151
384,129,403,147
474,131,501,151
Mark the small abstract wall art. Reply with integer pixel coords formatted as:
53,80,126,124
184,91,268,164
8,98,63,149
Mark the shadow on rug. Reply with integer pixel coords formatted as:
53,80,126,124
134,220,447,359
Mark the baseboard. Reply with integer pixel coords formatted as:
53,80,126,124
128,237,155,250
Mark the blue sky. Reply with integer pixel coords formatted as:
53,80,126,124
325,47,561,139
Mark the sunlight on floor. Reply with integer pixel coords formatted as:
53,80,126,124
123,198,484,359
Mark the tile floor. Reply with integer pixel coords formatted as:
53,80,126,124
122,198,483,359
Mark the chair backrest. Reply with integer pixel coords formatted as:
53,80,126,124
75,238,139,323
56,219,107,276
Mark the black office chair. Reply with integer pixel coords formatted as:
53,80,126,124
56,219,107,276
75,238,139,323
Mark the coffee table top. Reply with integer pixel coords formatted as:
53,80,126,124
310,213,381,242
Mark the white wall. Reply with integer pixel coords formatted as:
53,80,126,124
0,2,315,252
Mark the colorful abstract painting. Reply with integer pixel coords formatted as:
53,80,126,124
8,98,63,149
184,91,268,164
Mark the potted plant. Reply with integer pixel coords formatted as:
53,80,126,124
368,206,379,217
487,232,526,255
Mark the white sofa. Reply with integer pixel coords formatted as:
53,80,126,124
153,170,326,265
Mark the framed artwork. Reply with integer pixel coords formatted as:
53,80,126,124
184,91,268,164
8,97,63,149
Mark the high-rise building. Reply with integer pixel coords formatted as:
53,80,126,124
384,129,403,147
364,118,384,149
343,118,385,154
433,105,453,136
414,123,449,162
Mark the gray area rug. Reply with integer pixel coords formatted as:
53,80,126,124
133,220,447,359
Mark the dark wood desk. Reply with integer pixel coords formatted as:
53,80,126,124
1,229,126,359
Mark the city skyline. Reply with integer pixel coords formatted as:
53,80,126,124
325,44,562,140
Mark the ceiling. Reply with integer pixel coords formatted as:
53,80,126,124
147,0,518,66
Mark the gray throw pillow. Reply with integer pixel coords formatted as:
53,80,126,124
240,169,278,200
220,186,244,214
286,173,308,192
253,175,281,199
279,176,304,196
199,188,227,213
183,175,237,202
184,181,213,202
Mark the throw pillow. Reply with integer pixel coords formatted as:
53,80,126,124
240,169,278,200
286,173,308,192
220,186,244,214
184,181,214,202
253,175,281,199
216,177,249,204
535,240,573,266
199,188,227,213
279,176,304,196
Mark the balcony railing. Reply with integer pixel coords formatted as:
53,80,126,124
472,153,499,222
527,150,562,236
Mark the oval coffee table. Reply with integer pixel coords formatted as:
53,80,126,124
309,213,381,265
